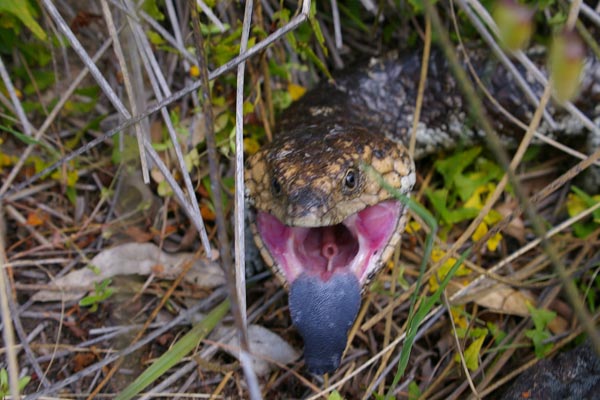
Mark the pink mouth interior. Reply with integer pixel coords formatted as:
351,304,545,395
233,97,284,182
256,200,402,283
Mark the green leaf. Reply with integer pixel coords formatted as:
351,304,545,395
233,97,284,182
547,11,566,26
157,180,174,197
65,186,77,205
337,2,370,33
0,124,39,146
550,30,585,103
0,0,46,40
18,375,30,392
115,299,230,400
525,303,556,358
487,322,507,344
79,279,114,311
573,222,596,238
112,134,140,165
571,186,600,222
407,0,426,13
20,69,55,95
527,303,556,332
0,368,7,387
426,188,480,225
469,327,489,339
462,334,486,371
328,390,344,400
146,30,165,46
434,147,481,188
201,22,231,36
184,148,200,172
0,124,60,157
308,0,327,58
493,0,534,51
455,160,503,202
525,329,553,358
142,0,164,21
408,381,421,400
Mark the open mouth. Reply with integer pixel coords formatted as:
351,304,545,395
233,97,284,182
255,199,403,284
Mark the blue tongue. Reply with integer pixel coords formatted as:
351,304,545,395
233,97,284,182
289,272,361,374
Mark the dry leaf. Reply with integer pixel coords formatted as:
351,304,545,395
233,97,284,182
26,211,45,226
72,352,96,372
496,202,526,243
471,285,534,316
216,324,300,376
33,242,225,302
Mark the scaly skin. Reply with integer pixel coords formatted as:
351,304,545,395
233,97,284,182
244,47,600,374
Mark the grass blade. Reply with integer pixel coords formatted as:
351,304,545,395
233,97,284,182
115,298,230,400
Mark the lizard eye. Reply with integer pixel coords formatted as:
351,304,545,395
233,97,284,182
271,177,282,195
343,168,359,191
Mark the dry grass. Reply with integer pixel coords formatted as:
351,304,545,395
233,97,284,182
0,0,599,398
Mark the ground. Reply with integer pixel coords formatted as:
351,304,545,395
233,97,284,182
0,1,599,399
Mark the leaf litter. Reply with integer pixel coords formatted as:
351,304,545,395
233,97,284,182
0,0,599,398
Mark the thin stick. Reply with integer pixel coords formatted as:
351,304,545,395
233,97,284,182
443,293,481,399
235,0,253,337
408,16,431,157
0,232,20,400
106,0,198,65
85,261,194,399
100,0,150,183
196,0,226,32
0,56,34,136
41,0,131,118
330,0,342,49
189,5,260,399
309,307,446,399
566,0,582,29
579,2,600,27
234,0,262,398
121,0,211,257
459,0,556,128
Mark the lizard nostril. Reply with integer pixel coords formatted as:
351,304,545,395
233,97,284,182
271,177,282,195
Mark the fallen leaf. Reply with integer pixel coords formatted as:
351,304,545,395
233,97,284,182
72,352,96,372
26,211,45,226
123,226,155,242
215,324,299,376
547,315,568,335
200,204,216,221
33,242,225,302
496,202,526,243
470,285,534,316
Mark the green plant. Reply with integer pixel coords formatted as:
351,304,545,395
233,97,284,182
0,0,46,41
566,186,600,238
426,147,504,250
0,368,31,397
524,303,557,358
115,299,230,400
79,278,114,312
